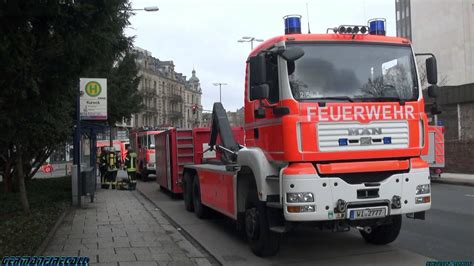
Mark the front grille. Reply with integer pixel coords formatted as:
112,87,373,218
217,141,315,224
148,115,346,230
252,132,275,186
318,121,409,152
318,170,406,184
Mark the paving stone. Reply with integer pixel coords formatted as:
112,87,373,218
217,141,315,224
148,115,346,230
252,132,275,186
130,241,162,248
98,251,136,263
176,240,205,258
80,247,115,258
115,247,152,256
44,189,207,266
166,259,194,266
99,231,128,238
191,258,212,266
44,244,64,253
94,263,118,266
82,236,113,244
63,243,97,251
43,250,79,256
119,261,157,266
99,241,131,249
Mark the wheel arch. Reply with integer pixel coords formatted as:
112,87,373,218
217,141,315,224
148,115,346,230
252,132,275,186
237,147,279,202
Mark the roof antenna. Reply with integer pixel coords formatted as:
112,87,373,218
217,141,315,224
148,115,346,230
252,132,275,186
306,2,311,34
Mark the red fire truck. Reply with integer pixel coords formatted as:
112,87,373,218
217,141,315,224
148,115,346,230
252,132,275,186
424,125,445,178
154,127,244,195
130,129,163,180
97,140,126,162
181,17,440,257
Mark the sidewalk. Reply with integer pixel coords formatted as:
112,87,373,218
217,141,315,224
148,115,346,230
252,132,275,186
432,172,474,187
42,188,213,266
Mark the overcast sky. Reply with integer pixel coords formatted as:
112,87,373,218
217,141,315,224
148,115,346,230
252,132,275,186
126,0,396,112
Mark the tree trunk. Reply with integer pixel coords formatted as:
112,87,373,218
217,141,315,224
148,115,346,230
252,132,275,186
3,159,13,193
16,147,30,213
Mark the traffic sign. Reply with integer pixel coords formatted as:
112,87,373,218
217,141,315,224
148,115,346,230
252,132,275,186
80,78,107,120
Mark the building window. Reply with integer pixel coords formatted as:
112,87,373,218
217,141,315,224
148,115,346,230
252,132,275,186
396,11,400,21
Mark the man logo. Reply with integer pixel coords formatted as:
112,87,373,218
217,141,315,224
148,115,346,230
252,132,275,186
85,81,102,97
348,128,382,136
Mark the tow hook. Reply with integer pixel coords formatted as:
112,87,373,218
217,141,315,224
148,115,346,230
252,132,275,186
356,226,372,234
336,199,346,213
392,195,402,209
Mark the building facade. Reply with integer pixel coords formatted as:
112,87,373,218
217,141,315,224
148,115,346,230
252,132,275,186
201,107,244,128
396,0,474,86
396,0,474,173
134,48,202,128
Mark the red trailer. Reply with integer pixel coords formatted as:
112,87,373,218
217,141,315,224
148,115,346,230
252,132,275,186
155,127,244,195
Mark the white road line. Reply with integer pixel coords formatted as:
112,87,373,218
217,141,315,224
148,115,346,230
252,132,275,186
465,194,474,197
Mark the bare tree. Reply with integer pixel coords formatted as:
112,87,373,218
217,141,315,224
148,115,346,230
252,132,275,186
416,59,449,87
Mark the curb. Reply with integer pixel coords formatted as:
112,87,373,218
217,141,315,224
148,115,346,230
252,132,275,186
34,206,70,256
135,188,221,265
431,179,474,187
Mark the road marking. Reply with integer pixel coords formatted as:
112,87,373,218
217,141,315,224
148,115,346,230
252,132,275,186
465,194,474,197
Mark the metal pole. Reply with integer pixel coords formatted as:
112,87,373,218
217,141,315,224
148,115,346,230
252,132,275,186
219,84,222,103
75,81,82,207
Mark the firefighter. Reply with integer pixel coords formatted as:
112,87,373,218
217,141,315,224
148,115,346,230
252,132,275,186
124,147,137,190
99,147,108,189
106,147,118,189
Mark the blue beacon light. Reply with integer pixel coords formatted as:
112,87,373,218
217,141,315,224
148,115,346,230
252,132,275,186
283,15,302,35
368,18,386,36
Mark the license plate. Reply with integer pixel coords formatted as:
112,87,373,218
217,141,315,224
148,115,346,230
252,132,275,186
349,207,386,220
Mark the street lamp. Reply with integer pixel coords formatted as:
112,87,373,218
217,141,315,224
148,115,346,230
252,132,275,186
132,6,159,12
213,82,227,103
238,36,264,50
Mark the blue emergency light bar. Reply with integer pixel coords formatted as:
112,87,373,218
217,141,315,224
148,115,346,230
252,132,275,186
284,15,302,35
368,18,386,35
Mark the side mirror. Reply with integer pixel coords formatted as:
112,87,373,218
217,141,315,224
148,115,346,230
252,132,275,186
280,47,305,62
249,54,267,85
427,85,438,98
250,84,269,101
426,57,438,85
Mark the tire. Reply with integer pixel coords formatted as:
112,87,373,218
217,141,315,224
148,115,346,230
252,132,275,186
245,195,280,257
192,175,209,218
360,215,402,245
183,173,194,212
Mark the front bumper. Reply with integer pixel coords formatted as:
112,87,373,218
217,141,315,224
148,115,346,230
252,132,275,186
282,167,431,221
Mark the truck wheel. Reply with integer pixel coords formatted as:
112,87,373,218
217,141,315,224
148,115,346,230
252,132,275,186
183,173,194,212
360,215,402,245
192,175,209,218
245,199,280,257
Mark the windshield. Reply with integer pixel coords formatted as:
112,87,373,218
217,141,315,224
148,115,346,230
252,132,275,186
287,42,418,101
147,135,155,148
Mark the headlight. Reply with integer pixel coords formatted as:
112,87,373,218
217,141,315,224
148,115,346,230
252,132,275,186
287,205,316,213
416,184,430,195
287,192,314,203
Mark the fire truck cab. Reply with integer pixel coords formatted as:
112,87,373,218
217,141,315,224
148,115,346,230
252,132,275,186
183,17,439,257
130,129,163,180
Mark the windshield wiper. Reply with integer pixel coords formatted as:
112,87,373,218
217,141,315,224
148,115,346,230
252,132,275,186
364,97,407,105
299,96,354,102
